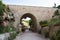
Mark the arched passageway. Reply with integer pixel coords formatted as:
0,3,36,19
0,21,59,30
20,13,37,32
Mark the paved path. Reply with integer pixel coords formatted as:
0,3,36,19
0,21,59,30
14,30,49,40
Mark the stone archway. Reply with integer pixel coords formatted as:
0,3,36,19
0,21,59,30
20,13,37,32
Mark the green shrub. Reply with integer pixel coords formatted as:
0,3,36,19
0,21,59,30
0,2,5,14
0,25,4,34
54,10,60,16
5,25,11,32
8,31,17,40
41,27,49,38
49,18,60,26
29,20,33,26
0,10,3,15
39,20,48,27
38,29,41,34
6,7,10,12
5,25,16,32
0,1,6,34
44,31,49,38
0,16,3,23
50,27,60,40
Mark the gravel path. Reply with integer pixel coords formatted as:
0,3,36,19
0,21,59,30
14,30,50,40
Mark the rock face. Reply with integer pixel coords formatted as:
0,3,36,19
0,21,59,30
8,5,57,31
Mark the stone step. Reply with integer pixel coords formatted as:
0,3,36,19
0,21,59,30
0,33,10,40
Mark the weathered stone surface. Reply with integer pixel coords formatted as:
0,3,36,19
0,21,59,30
0,33,10,40
8,5,57,31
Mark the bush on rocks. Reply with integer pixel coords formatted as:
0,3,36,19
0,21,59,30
50,27,60,40
8,31,18,40
41,27,49,38
39,20,48,27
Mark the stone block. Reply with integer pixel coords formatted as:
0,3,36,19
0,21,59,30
0,33,10,40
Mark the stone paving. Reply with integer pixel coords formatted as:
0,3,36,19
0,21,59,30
14,30,50,40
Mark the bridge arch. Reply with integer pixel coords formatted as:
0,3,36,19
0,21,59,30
20,13,37,32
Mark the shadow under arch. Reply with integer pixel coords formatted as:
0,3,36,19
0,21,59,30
20,13,37,32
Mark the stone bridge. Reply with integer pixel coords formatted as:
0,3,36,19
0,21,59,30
8,5,57,31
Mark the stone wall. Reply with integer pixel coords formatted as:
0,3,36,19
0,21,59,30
8,5,57,31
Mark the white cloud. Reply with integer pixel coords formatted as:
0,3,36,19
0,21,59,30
26,17,31,20
2,0,60,7
22,17,31,21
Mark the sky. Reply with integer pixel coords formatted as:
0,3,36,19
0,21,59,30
22,17,31,21
2,0,60,7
